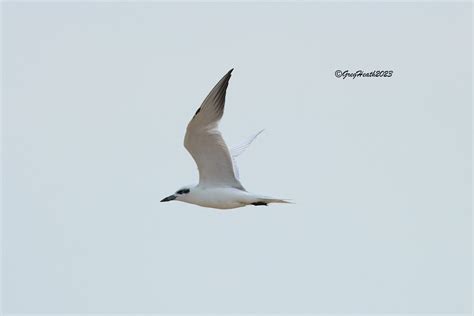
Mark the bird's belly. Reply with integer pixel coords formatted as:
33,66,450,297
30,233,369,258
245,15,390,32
190,188,250,210
195,199,245,210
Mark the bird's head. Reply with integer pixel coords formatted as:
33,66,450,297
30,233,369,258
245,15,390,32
160,187,192,203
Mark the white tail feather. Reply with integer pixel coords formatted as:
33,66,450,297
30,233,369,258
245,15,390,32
256,197,292,205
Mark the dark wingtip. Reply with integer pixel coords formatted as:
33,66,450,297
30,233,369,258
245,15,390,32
228,68,234,74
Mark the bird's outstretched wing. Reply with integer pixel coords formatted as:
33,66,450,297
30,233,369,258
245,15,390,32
230,129,264,179
184,69,245,190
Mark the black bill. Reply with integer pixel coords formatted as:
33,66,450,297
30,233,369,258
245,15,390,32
160,195,176,202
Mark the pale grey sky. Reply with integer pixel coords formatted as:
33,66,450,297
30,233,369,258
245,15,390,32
2,2,472,314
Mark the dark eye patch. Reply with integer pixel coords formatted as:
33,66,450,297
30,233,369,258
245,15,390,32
176,188,190,195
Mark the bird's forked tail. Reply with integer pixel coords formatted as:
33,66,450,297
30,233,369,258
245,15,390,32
251,197,292,206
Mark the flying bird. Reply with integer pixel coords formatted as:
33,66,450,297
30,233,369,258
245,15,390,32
161,69,290,209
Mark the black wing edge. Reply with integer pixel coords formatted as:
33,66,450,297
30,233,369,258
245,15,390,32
193,68,234,117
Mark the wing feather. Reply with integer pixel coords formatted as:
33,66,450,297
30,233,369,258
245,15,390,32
184,69,245,190
230,130,264,179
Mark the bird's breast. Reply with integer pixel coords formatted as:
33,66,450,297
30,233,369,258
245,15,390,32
187,188,250,210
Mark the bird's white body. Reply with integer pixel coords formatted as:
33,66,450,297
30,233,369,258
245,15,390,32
174,186,286,209
177,186,255,209
161,69,290,210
